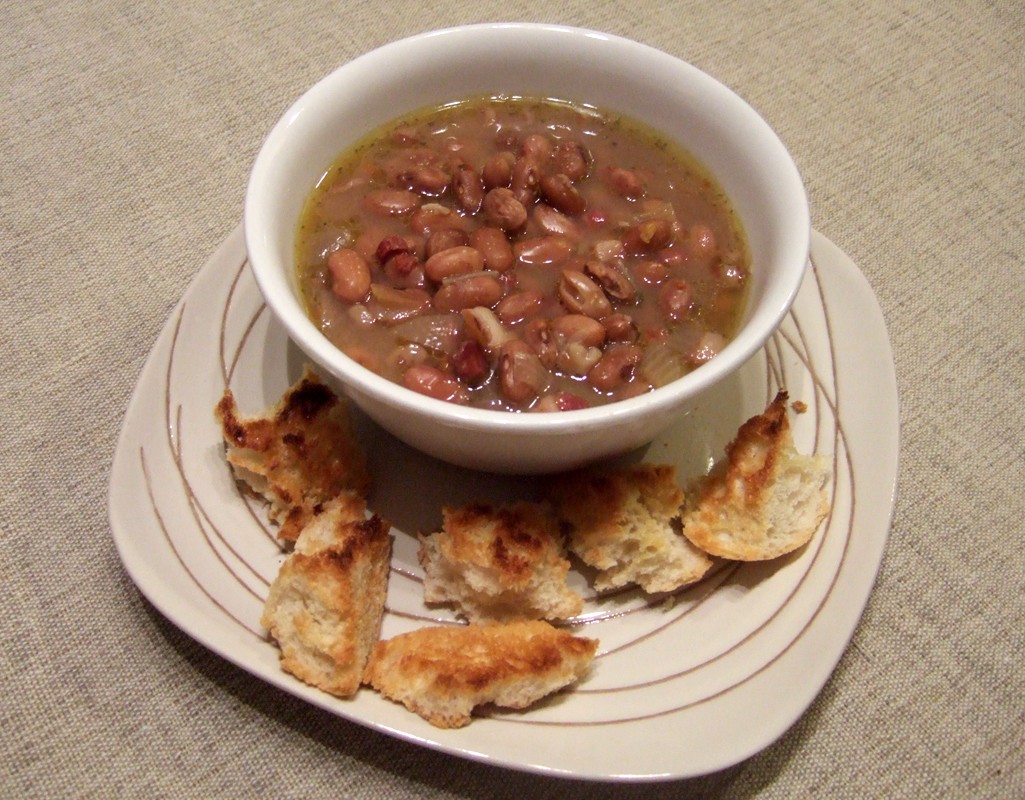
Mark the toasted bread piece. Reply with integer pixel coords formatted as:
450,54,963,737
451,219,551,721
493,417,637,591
261,504,393,698
418,502,583,623
215,367,371,542
363,620,597,728
550,463,714,594
292,490,368,554
680,391,831,560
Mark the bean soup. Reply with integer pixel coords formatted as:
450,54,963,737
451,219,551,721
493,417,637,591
295,96,750,412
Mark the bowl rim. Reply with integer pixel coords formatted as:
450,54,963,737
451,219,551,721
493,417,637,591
244,22,810,434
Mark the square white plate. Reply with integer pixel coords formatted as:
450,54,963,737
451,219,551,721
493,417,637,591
108,227,898,781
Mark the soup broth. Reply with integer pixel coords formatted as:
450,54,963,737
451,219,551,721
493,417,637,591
295,96,750,412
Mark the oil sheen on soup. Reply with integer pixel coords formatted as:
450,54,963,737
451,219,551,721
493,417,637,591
295,96,750,412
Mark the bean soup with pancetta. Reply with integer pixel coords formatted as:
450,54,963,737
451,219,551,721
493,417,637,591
295,96,750,412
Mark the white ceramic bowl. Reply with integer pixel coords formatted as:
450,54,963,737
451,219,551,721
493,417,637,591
245,23,810,474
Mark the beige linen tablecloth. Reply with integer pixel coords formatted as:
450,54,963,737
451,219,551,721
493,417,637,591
3,1,1023,797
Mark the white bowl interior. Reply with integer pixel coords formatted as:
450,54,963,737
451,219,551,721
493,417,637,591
245,24,808,468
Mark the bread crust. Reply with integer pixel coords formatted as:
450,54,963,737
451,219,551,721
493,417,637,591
363,620,597,728
680,391,831,560
418,501,583,622
550,463,714,593
261,505,392,698
215,367,370,541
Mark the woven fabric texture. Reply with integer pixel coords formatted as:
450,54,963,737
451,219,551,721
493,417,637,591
2,1,1022,797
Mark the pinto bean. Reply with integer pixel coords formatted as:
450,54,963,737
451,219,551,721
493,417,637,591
498,340,548,405
433,274,504,312
399,165,450,196
425,228,468,259
533,203,580,238
468,226,515,271
510,157,542,206
327,249,371,302
514,235,574,266
482,150,516,189
402,364,469,404
523,318,558,369
375,234,412,264
584,260,636,303
409,202,464,234
452,165,485,214
495,289,544,324
483,187,528,231
497,268,519,295
550,314,606,348
452,340,490,383
424,245,485,282
689,224,717,255
633,259,670,285
606,166,645,198
558,270,613,319
383,251,426,289
363,188,421,216
539,173,586,215
553,140,590,182
588,344,644,393
521,133,553,160
602,312,639,342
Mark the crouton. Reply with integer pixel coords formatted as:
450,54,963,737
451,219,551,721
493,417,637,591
419,502,583,622
550,463,714,594
261,500,392,698
215,367,370,541
363,620,597,728
680,391,831,560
